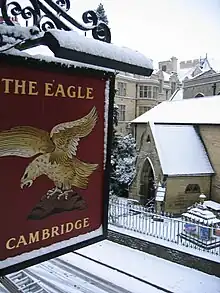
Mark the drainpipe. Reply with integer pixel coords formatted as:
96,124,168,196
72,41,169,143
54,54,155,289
209,175,212,200
135,83,138,118
134,83,138,141
212,83,216,95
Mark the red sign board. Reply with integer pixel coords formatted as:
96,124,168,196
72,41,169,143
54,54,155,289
0,54,114,276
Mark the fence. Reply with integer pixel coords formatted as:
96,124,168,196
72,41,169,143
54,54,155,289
108,197,220,256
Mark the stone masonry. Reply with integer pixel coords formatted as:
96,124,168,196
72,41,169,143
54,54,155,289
199,125,220,202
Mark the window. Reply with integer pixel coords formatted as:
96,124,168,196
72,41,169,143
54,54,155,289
139,85,152,98
118,105,126,121
139,106,151,115
185,184,201,194
139,85,148,98
171,82,176,94
195,93,204,98
117,82,127,96
159,80,163,93
194,93,204,98
153,87,158,99
162,65,167,72
166,90,169,100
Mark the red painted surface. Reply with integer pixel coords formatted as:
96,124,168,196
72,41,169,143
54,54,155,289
0,61,106,263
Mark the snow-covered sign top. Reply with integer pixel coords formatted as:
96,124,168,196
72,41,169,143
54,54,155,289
48,30,153,71
3,48,116,73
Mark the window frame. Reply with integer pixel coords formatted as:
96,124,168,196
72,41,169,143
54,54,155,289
139,106,151,115
118,104,126,121
117,82,127,96
194,93,204,98
185,184,201,194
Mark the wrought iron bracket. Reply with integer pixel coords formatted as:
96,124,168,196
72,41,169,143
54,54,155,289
0,0,111,45
0,1,154,77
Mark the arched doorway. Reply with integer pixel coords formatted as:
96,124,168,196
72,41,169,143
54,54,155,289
139,158,156,205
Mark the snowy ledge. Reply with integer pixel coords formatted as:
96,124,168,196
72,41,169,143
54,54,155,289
2,48,116,74
43,30,153,76
0,226,103,270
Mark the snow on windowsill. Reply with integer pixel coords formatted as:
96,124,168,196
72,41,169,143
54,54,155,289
48,29,153,70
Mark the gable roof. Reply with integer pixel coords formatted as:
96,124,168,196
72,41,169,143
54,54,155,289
150,123,214,176
132,95,220,124
186,69,215,81
178,57,216,82
169,88,183,101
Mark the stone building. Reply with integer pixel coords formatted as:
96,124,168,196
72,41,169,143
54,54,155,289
115,55,220,135
183,71,220,99
115,58,180,134
169,56,220,101
129,96,220,214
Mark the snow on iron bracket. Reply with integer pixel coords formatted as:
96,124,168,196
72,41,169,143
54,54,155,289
0,1,153,76
0,0,111,46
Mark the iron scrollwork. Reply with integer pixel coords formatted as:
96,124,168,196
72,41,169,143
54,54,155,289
0,0,111,43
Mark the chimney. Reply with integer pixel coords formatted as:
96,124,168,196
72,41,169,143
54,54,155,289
171,56,178,72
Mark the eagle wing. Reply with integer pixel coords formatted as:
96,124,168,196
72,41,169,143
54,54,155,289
50,107,98,163
0,126,55,158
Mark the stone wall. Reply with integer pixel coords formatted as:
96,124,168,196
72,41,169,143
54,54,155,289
108,230,220,277
183,73,220,99
115,72,175,136
199,125,220,202
115,77,136,135
129,123,162,200
165,176,211,214
115,96,136,134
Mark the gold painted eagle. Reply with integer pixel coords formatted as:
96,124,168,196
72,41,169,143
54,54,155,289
0,107,98,199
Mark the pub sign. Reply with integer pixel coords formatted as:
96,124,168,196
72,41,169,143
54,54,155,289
0,54,114,275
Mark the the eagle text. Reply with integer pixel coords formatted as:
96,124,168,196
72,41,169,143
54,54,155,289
0,78,94,99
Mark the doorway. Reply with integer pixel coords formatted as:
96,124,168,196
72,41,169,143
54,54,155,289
139,158,156,205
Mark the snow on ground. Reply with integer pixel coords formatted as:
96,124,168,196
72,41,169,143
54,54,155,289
59,251,161,293
109,197,220,260
30,251,162,293
1,240,220,293
0,284,8,293
64,240,220,293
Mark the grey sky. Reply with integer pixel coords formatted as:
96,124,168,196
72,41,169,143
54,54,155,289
70,0,220,66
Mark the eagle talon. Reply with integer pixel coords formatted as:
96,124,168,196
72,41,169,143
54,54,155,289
46,187,62,199
57,190,71,200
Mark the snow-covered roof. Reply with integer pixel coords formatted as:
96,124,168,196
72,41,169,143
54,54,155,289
204,200,220,211
188,69,214,81
182,207,220,224
178,67,194,82
162,71,171,82
169,88,183,101
48,30,153,71
178,57,214,82
132,95,220,124
153,69,171,82
150,123,214,176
